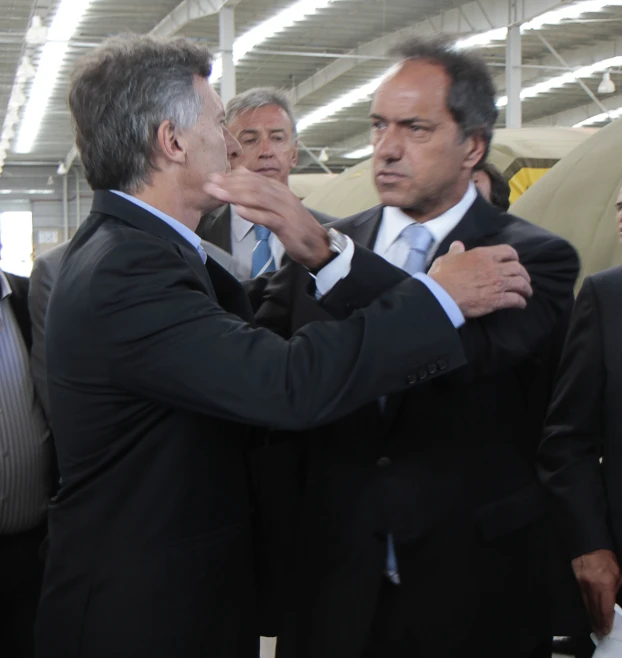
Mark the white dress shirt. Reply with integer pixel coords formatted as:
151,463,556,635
375,182,478,268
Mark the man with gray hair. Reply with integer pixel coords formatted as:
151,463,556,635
33,34,533,658
197,86,332,280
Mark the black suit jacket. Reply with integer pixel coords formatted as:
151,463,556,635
5,271,32,350
34,190,466,658
539,267,622,562
261,197,580,658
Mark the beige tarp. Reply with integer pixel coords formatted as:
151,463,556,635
303,128,594,218
511,118,622,288
288,173,336,199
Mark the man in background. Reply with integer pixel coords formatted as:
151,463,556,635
0,263,53,658
197,87,332,279
473,160,511,211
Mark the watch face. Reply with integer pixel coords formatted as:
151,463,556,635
329,229,347,253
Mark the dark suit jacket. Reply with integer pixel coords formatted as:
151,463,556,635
196,203,333,254
34,190,466,658
5,271,31,350
259,197,580,658
539,267,622,563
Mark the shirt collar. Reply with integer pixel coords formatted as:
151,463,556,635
230,206,255,243
111,190,205,260
0,269,11,300
382,182,478,250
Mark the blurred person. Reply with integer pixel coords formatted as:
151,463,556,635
538,183,622,658
33,34,532,658
473,160,511,211
259,35,580,658
197,87,333,279
0,264,54,658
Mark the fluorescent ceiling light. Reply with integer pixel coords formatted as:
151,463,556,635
297,68,393,133
0,189,55,195
574,106,622,127
523,0,622,31
496,55,622,108
211,0,341,83
343,145,373,159
15,0,93,154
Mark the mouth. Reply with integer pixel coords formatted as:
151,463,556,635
375,170,406,184
254,167,280,177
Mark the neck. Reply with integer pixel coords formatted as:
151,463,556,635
132,178,200,232
403,180,470,223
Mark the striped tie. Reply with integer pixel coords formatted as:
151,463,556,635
251,225,277,278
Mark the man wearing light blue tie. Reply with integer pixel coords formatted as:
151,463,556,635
197,87,333,279
259,35,580,658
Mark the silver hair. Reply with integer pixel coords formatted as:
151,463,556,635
226,87,298,137
68,34,212,193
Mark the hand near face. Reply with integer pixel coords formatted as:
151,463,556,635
204,168,331,270
428,241,532,318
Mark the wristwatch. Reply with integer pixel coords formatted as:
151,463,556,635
309,228,348,274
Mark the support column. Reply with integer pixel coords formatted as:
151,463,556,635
219,7,236,105
506,18,522,128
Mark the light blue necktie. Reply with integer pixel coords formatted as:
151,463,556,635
385,222,434,585
251,225,277,278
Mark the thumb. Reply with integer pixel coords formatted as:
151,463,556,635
448,241,465,255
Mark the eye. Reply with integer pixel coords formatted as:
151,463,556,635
371,120,385,131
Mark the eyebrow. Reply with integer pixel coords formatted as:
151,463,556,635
369,113,433,126
238,128,287,136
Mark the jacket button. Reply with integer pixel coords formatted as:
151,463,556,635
427,363,437,375
406,373,418,385
417,368,428,380
437,359,448,371
377,457,391,467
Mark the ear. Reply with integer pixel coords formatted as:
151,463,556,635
290,138,299,169
155,119,186,165
463,132,487,171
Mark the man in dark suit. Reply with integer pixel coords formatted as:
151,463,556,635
539,265,622,652
0,266,53,658
197,87,333,280
34,35,532,658
258,36,579,658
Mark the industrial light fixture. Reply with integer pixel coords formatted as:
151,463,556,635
0,188,55,195
318,147,329,162
57,162,68,175
343,145,373,159
25,16,48,45
15,0,93,154
296,1,622,135
210,0,343,83
16,57,36,83
598,71,616,94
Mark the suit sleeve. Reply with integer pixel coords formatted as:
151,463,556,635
28,255,54,420
91,241,464,431
537,277,614,559
457,235,579,377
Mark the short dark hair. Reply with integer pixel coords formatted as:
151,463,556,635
388,34,498,163
226,87,297,137
475,161,511,211
69,35,212,193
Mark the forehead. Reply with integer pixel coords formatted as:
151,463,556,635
198,77,223,115
371,59,452,119
229,104,294,132
617,185,622,205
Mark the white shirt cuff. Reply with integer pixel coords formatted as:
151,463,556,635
313,236,355,298
413,273,465,328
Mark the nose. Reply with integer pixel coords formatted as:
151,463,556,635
224,127,241,161
258,137,275,159
374,124,403,163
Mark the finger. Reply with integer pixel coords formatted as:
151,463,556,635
502,274,533,299
495,292,528,311
487,244,520,263
232,205,280,229
599,588,617,635
499,261,531,282
448,241,465,254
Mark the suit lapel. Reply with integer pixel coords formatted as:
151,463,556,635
196,205,233,254
383,195,506,430
340,206,384,249
204,256,254,323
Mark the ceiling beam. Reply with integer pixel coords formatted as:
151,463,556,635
291,0,563,107
526,92,622,127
